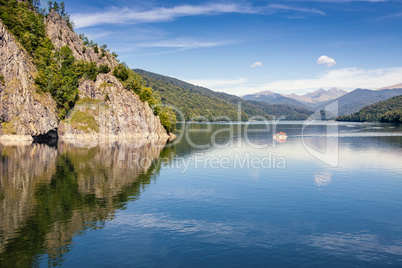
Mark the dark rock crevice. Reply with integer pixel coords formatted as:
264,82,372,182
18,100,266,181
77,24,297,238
32,129,58,141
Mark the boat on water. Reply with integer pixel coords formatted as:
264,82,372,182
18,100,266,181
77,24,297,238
273,132,287,143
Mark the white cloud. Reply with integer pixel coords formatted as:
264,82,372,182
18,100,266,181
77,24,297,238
139,38,233,48
186,78,247,89
251,62,263,68
317,55,336,67
268,4,325,15
71,2,327,29
71,3,257,29
212,67,402,95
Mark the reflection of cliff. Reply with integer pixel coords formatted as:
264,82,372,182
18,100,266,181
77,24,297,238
0,143,58,253
0,142,174,267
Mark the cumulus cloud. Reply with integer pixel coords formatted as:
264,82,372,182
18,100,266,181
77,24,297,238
251,62,263,68
317,55,336,67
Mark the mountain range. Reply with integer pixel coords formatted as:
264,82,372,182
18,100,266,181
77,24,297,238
242,88,348,108
241,86,402,116
285,88,348,104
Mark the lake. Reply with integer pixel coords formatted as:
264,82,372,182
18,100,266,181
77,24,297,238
1,122,402,267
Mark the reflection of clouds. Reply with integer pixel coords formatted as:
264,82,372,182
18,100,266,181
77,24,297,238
111,213,302,248
110,213,402,262
152,188,216,201
249,169,260,180
314,172,332,187
310,232,402,261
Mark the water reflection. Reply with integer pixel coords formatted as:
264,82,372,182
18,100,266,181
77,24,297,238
314,172,333,187
0,141,174,267
0,122,401,267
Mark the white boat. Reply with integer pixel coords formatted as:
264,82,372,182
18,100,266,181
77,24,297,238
273,132,287,143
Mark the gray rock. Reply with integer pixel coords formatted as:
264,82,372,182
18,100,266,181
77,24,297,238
58,74,169,144
0,12,169,144
45,10,118,69
0,20,58,140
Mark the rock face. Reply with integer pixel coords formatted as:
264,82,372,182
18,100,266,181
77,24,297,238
0,11,170,143
0,20,58,141
45,10,118,69
46,11,170,143
58,74,169,143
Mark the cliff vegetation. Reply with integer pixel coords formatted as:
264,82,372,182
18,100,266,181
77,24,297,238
0,0,176,133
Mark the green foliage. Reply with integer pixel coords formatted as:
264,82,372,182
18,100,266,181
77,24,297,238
140,87,157,107
125,72,144,95
113,64,129,81
337,95,402,123
159,107,177,133
0,74,4,85
47,1,73,29
34,45,102,118
93,45,99,54
246,100,313,120
0,0,48,56
111,51,119,59
98,64,110,74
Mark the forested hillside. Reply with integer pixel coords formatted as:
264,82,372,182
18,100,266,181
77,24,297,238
134,69,313,121
337,95,402,123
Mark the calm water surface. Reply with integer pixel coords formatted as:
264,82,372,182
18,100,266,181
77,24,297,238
1,122,402,267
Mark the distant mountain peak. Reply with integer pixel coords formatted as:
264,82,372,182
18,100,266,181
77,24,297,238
256,90,276,96
283,87,348,105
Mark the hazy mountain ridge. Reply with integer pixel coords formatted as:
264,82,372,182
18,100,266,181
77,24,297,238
285,88,348,104
242,88,348,109
242,85,402,116
241,91,309,109
316,87,402,116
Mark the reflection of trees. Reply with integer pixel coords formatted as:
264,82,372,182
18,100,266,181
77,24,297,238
0,142,174,267
0,144,58,255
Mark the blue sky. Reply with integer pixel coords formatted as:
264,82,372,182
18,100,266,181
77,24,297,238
47,0,402,95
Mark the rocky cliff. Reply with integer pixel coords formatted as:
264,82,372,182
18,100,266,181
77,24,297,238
45,10,118,69
0,19,58,141
0,10,170,143
58,73,170,143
